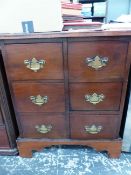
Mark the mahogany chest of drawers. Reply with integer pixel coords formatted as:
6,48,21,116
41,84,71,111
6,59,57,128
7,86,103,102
0,31,130,158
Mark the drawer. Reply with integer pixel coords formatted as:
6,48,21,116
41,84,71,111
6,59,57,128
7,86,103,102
0,126,10,147
70,113,120,139
68,41,128,82
70,82,122,111
4,43,64,80
19,113,67,139
12,83,65,113
0,109,4,124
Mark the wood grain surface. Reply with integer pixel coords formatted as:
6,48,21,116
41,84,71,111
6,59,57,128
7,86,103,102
70,113,120,139
19,113,67,139
68,41,128,82
12,82,65,113
4,43,64,80
0,126,10,147
70,82,122,111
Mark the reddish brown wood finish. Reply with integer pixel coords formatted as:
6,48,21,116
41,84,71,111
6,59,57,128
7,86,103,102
70,82,122,111
12,83,65,113
17,138,122,158
4,43,64,80
1,30,131,40
1,31,131,158
70,114,120,139
0,63,17,155
19,113,67,138
0,109,4,124
0,126,10,147
68,41,128,82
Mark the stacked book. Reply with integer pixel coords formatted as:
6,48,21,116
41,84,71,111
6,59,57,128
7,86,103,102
61,2,82,17
61,2,102,31
63,21,103,30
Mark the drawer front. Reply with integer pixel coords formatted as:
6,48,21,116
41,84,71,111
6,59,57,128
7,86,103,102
0,109,4,124
0,126,10,147
12,83,65,113
5,43,64,80
68,41,128,82
19,114,67,138
70,113,120,139
70,82,122,111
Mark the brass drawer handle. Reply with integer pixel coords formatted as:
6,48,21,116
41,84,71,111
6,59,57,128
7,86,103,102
85,56,108,70
85,93,105,105
24,58,46,72
85,125,103,134
35,124,52,134
30,95,48,106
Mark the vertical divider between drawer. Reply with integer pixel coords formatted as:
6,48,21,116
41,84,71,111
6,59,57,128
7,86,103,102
62,38,70,138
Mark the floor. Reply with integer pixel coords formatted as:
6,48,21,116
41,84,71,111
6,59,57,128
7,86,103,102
0,146,131,175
